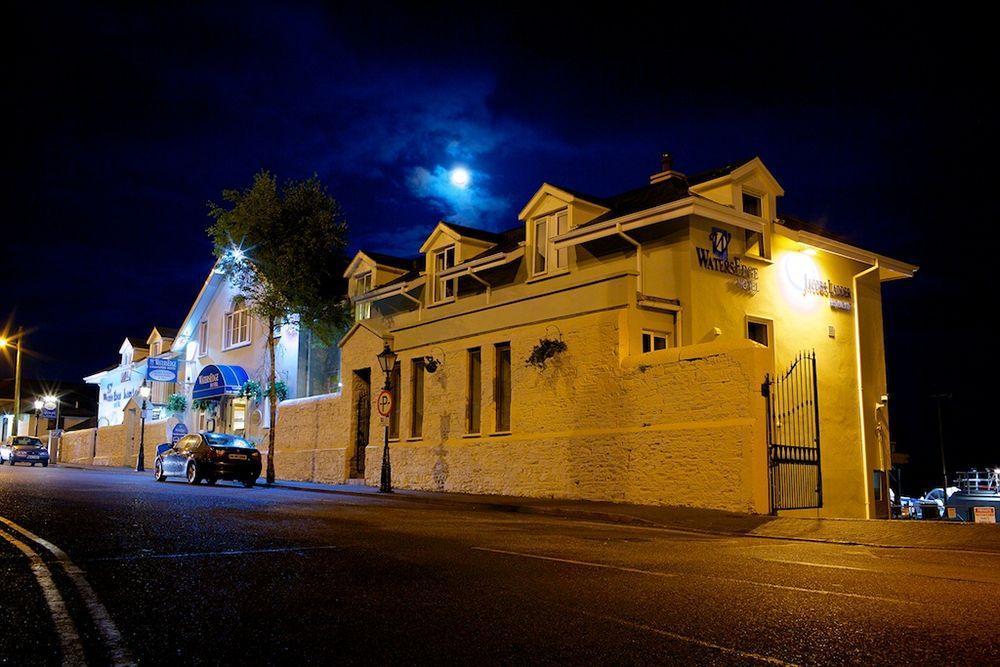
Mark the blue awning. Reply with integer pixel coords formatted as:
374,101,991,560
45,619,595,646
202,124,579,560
192,364,250,400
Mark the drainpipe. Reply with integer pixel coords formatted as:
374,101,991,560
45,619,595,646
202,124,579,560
616,223,642,294
852,261,880,518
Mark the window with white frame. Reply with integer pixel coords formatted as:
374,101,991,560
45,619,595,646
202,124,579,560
224,303,252,349
433,246,456,303
198,320,209,356
641,330,669,353
355,272,372,321
151,341,161,356
532,211,569,275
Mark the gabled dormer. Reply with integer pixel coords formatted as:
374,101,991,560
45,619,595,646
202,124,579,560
119,336,149,367
689,157,784,258
146,326,178,358
419,222,502,305
344,250,415,320
518,184,609,278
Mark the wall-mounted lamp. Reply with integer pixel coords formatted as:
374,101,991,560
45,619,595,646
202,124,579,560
423,347,446,374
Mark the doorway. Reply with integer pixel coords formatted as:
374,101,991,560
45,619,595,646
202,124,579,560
351,369,371,478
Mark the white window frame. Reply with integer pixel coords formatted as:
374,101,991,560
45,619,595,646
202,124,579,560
531,211,569,276
198,320,209,357
432,246,456,304
355,272,373,321
741,190,763,218
641,330,670,353
223,306,252,350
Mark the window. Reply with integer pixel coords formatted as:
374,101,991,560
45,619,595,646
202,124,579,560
873,470,886,502
742,191,762,217
532,211,569,275
151,341,161,356
494,343,511,432
467,348,482,434
746,317,771,347
355,272,372,321
198,320,209,356
224,305,252,349
410,358,425,438
432,246,456,303
388,362,400,440
641,331,669,353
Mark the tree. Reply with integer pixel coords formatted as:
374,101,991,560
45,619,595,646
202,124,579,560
208,171,351,484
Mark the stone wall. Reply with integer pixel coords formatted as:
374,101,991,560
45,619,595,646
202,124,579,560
273,310,772,513
58,418,171,469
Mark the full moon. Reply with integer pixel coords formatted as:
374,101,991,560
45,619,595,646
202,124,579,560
449,167,471,188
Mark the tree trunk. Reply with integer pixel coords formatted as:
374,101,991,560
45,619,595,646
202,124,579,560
266,315,277,484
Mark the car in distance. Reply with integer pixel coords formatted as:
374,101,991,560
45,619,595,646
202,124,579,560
154,432,261,487
1,436,50,467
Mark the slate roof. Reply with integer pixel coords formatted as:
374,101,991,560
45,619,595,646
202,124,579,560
153,326,179,339
361,250,419,272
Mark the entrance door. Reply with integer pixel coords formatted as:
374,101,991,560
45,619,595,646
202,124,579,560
763,351,822,513
352,369,371,478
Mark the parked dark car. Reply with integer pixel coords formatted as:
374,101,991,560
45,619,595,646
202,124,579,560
154,432,261,487
1,436,50,467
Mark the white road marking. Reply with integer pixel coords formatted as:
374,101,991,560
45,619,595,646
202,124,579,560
0,516,135,667
89,544,340,562
567,606,797,666
758,558,873,572
0,526,86,666
473,547,678,579
474,546,918,605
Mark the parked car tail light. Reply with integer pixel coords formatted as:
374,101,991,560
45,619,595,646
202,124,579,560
251,450,260,458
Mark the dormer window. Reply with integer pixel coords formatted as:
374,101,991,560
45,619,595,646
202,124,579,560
355,272,373,321
122,350,132,366
742,191,762,217
432,246,456,303
532,211,569,276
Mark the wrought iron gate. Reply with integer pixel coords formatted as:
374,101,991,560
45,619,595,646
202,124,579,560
762,350,822,513
353,388,370,477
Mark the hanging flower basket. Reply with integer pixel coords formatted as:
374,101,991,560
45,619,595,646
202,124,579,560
166,393,188,415
526,337,567,369
192,398,219,415
240,380,263,402
267,380,289,402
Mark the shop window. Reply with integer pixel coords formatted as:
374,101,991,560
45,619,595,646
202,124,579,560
532,211,569,276
873,470,886,502
742,191,762,217
432,246,456,303
495,343,511,432
641,330,669,353
198,320,209,357
355,272,372,321
467,348,482,434
410,358,425,438
224,304,252,349
746,317,772,347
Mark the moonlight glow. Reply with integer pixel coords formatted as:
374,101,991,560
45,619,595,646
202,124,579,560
449,167,471,188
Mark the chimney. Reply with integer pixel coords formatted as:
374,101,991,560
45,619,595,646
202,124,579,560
650,150,686,184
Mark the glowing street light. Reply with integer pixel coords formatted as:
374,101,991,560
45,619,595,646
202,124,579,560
137,382,152,472
0,328,25,436
449,166,471,188
33,399,43,436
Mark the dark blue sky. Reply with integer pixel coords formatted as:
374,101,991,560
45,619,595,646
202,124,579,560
4,3,994,488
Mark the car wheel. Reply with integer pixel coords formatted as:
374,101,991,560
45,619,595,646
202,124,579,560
242,477,256,488
186,461,201,485
42,461,49,468
31,463,36,467
154,459,167,482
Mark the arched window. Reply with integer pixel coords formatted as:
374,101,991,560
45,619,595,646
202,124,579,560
224,297,252,349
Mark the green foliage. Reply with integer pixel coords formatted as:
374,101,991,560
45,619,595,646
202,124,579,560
526,338,567,369
240,380,263,402
206,170,353,338
192,398,218,414
267,380,289,402
166,393,188,414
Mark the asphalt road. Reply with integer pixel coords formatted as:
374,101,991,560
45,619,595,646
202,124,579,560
1,465,997,666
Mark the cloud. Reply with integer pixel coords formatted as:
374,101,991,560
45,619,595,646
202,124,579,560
406,165,509,227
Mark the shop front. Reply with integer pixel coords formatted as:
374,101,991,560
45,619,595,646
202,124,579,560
192,364,253,437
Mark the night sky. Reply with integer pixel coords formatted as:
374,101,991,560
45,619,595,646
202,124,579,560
4,4,994,491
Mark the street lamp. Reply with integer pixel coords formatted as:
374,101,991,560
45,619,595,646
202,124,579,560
33,399,43,436
0,328,24,436
376,342,397,493
137,382,151,472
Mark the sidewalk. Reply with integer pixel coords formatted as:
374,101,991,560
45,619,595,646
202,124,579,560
56,463,1000,553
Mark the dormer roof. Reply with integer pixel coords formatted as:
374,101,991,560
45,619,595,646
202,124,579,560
418,221,504,254
343,250,419,278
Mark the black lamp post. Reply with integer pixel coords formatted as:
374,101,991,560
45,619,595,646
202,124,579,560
136,382,151,472
376,342,397,493
33,399,43,436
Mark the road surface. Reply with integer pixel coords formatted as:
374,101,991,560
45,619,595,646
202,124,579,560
1,465,997,665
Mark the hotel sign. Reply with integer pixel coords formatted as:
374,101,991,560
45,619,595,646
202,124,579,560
696,229,758,294
147,357,179,383
803,276,853,311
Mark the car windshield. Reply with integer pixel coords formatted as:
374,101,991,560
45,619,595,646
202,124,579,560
12,437,43,447
203,433,253,448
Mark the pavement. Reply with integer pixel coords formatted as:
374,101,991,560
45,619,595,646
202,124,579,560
2,464,999,664
60,462,1000,553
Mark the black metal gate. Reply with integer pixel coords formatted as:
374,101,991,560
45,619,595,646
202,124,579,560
353,388,370,478
762,350,822,512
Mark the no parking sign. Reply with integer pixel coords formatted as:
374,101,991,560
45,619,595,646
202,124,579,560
375,389,393,418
